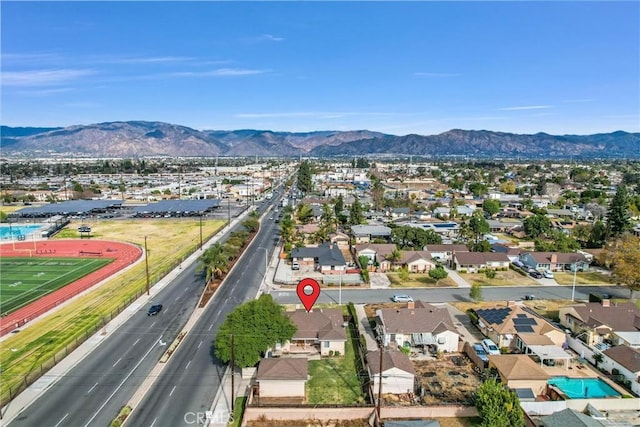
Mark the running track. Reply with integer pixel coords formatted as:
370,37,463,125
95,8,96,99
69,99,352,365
0,239,142,336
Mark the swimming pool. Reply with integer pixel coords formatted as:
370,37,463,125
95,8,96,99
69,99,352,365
0,224,43,240
548,377,621,398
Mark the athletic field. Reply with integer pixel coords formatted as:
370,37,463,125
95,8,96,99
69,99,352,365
0,257,113,315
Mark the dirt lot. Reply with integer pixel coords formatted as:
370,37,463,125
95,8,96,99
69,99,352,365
414,354,481,406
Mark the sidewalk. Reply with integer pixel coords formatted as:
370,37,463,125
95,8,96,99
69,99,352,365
1,214,250,424
354,304,379,351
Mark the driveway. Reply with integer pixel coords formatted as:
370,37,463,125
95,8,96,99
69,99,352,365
444,267,471,288
369,272,391,289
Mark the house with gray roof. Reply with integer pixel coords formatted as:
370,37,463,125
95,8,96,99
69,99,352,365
559,300,640,346
257,357,308,398
453,251,510,273
351,224,392,243
519,251,590,272
535,408,604,427
280,308,347,357
367,349,417,395
290,242,346,274
376,301,459,352
602,345,640,395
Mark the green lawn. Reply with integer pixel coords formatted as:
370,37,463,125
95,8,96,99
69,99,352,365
553,271,614,285
387,273,457,288
0,257,113,315
306,326,366,404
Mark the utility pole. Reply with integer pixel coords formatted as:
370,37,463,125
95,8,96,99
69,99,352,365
230,334,235,412
144,236,150,296
199,214,203,250
227,197,231,226
377,343,384,425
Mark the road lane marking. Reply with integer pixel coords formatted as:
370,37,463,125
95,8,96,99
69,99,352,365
175,295,180,301
208,323,213,331
87,382,99,394
133,338,140,346
216,309,221,316
197,340,203,349
112,357,122,368
54,413,69,427
185,360,192,370
150,321,156,328
169,385,177,397
150,417,158,427
82,334,162,427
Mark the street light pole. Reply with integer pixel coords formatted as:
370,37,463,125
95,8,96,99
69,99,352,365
144,236,150,296
571,263,577,301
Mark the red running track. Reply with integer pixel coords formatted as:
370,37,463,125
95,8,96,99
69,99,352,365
0,239,142,337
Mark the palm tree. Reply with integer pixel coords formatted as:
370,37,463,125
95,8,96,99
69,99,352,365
199,242,227,283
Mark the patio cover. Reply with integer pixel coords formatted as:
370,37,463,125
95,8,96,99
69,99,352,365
412,333,436,346
528,345,573,368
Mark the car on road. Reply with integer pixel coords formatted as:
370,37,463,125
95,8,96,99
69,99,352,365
391,294,414,303
524,294,536,300
147,304,163,316
481,338,501,355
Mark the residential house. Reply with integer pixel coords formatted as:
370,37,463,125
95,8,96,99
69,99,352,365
367,349,417,395
351,225,392,243
488,354,549,395
519,252,590,272
354,243,397,269
475,304,565,349
290,242,347,274
387,207,411,219
453,252,510,273
376,301,459,353
559,300,640,347
423,244,468,263
397,250,436,273
486,219,523,233
281,308,347,357
601,345,640,395
256,357,308,398
535,408,604,427
490,242,523,262
329,231,350,249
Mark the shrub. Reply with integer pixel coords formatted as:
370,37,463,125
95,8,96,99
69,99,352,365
334,351,340,357
328,350,334,357
460,269,467,274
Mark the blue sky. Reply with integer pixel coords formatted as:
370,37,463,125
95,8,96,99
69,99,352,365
2,1,638,135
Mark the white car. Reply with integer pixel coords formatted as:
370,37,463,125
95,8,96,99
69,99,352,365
481,338,501,355
543,270,554,279
391,294,414,303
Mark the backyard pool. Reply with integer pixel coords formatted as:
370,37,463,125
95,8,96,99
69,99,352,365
0,224,43,240
548,377,621,399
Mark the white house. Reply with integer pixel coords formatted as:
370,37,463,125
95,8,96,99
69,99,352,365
256,358,308,398
376,301,459,353
367,349,417,395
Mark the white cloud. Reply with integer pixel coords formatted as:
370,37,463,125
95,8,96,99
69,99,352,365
257,34,285,42
91,55,195,64
17,87,75,97
499,105,552,111
168,68,269,77
2,69,95,87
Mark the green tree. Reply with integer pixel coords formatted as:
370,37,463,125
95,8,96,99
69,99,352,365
333,194,344,217
0,211,7,222
482,199,501,217
428,266,448,283
199,242,228,282
587,220,607,248
296,203,314,224
469,212,490,247
371,179,385,211
606,185,631,238
319,203,336,239
242,217,260,233
475,378,524,427
468,182,488,197
349,196,365,225
214,295,296,368
523,214,551,239
358,255,371,270
297,161,313,194
470,283,483,301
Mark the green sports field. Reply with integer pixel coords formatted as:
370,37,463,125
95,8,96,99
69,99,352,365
0,257,113,315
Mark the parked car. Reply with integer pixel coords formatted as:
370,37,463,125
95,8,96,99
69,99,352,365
391,294,414,303
524,294,536,300
529,270,543,279
473,343,489,364
481,338,501,355
543,270,554,279
291,261,300,270
147,304,163,316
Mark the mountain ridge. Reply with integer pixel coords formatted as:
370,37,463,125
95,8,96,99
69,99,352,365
2,121,638,159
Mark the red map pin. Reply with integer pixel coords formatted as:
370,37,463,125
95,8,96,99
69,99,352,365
296,278,320,312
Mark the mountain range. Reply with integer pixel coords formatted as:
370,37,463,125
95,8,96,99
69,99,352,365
2,121,639,159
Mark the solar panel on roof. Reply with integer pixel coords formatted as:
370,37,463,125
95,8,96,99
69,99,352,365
514,325,534,333
516,314,527,318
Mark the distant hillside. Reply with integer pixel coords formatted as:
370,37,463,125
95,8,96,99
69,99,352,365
2,121,639,159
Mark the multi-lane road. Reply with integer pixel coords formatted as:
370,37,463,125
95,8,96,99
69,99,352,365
6,187,623,426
